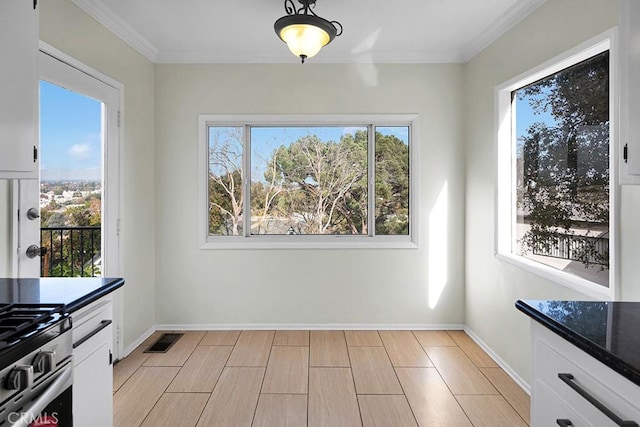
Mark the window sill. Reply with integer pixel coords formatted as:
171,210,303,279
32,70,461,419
495,252,614,300
200,236,418,250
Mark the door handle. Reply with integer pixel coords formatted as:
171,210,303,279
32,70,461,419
26,245,47,259
26,207,40,220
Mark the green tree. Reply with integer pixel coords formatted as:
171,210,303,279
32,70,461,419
517,51,609,269
208,127,244,235
375,132,409,235
209,170,243,235
39,188,102,277
267,132,367,234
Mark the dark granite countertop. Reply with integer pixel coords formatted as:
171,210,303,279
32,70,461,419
0,277,124,313
516,299,640,387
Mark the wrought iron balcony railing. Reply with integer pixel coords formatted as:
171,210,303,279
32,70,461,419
532,232,609,267
40,226,101,277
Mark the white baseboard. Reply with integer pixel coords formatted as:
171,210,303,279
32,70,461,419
121,325,156,358
464,326,531,395
153,323,465,331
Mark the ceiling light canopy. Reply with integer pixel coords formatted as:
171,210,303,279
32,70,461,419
274,0,343,63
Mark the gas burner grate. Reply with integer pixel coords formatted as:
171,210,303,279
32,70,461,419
0,304,65,343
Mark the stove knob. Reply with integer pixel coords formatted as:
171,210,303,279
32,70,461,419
33,351,56,374
6,365,34,391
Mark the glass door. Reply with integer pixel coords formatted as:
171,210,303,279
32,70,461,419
18,50,121,280
38,79,104,277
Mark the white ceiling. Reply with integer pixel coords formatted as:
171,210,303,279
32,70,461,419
70,0,547,64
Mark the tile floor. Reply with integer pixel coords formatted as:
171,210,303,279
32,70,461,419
113,330,530,426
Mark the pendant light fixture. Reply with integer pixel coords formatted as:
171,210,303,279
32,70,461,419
274,0,343,63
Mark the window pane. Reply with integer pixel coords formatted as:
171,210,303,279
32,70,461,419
513,51,609,287
250,126,368,235
208,126,244,236
375,126,410,235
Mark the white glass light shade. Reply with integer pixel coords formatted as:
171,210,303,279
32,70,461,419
279,24,331,59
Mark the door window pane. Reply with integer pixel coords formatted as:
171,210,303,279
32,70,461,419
39,80,103,277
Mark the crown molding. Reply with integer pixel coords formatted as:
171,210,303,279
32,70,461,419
154,50,465,64
459,0,548,63
70,0,545,64
70,0,158,62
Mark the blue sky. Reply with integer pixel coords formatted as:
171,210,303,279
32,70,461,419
40,81,102,181
515,90,556,150
250,126,409,180
250,126,366,168
209,125,409,181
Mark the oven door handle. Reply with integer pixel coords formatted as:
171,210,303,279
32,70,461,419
11,364,72,427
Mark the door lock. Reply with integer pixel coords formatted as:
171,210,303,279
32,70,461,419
26,245,47,259
26,208,40,220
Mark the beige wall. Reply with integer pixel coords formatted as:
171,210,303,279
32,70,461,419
33,0,638,388
464,0,624,386
153,63,466,326
39,0,156,348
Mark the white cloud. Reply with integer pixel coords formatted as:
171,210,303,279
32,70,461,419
68,143,92,160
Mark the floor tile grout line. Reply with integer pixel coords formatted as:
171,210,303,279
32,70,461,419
135,366,182,427
160,391,214,394
343,333,365,427
344,330,384,347
476,367,530,426
440,331,484,426
259,392,309,395
142,331,206,368
306,341,310,427
453,394,476,426
250,330,275,426
113,354,150,395
424,343,500,395
384,332,421,427
191,335,238,427
410,330,435,366
447,330,498,370
178,335,235,426
421,340,475,426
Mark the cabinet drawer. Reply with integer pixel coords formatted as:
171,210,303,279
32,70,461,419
533,323,640,426
533,379,593,427
72,298,113,363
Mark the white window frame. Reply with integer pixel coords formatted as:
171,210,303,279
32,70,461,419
198,114,419,249
495,30,618,300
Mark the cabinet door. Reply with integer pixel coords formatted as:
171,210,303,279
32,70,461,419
0,0,38,178
73,325,113,427
620,0,640,182
533,380,594,427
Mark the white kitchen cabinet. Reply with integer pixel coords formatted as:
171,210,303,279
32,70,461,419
72,296,114,427
620,0,640,184
530,321,640,426
0,0,39,179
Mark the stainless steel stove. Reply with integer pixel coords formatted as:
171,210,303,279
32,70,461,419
0,304,72,427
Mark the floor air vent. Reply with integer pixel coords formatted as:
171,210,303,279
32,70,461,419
144,333,183,353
